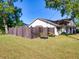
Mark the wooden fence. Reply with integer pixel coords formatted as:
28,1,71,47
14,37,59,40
8,26,55,39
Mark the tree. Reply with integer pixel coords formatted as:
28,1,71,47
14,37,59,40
45,0,79,21
75,20,79,27
13,7,24,26
0,0,22,34
0,1,15,34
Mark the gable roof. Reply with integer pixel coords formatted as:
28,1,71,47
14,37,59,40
37,18,60,26
29,18,73,27
29,18,60,27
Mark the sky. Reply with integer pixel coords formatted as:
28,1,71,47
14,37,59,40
14,0,68,24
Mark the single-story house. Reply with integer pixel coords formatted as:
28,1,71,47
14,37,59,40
29,18,76,35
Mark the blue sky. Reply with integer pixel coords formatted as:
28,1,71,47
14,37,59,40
14,0,67,24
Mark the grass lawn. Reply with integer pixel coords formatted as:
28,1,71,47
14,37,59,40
0,34,79,59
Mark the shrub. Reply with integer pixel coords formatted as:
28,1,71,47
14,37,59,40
76,29,79,33
61,32,68,35
48,32,55,37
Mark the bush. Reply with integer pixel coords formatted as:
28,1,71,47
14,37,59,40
76,29,79,33
61,32,68,35
48,32,55,37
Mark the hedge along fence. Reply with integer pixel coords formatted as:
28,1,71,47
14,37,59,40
8,26,55,39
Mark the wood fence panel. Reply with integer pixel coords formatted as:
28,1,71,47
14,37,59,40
8,28,11,34
40,28,48,38
8,28,14,34
32,27,43,38
32,27,39,38
12,28,17,35
16,27,23,36
8,27,55,39
22,27,26,37
48,28,54,34
22,27,32,38
16,28,18,36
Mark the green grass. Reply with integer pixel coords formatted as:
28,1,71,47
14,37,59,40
0,34,79,59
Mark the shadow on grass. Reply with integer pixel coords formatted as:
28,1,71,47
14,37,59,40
40,37,48,39
65,34,79,40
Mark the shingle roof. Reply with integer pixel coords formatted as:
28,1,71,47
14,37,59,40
29,18,73,27
37,18,60,27
52,18,72,25
37,18,72,26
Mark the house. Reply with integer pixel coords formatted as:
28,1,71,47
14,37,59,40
29,18,76,35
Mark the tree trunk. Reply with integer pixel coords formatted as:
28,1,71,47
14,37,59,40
3,18,8,34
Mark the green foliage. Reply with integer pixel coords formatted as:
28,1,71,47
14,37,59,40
75,20,79,27
45,0,79,19
16,20,24,26
13,7,24,26
0,17,5,33
48,32,55,37
0,0,24,33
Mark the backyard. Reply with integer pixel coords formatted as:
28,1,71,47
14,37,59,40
0,34,79,59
